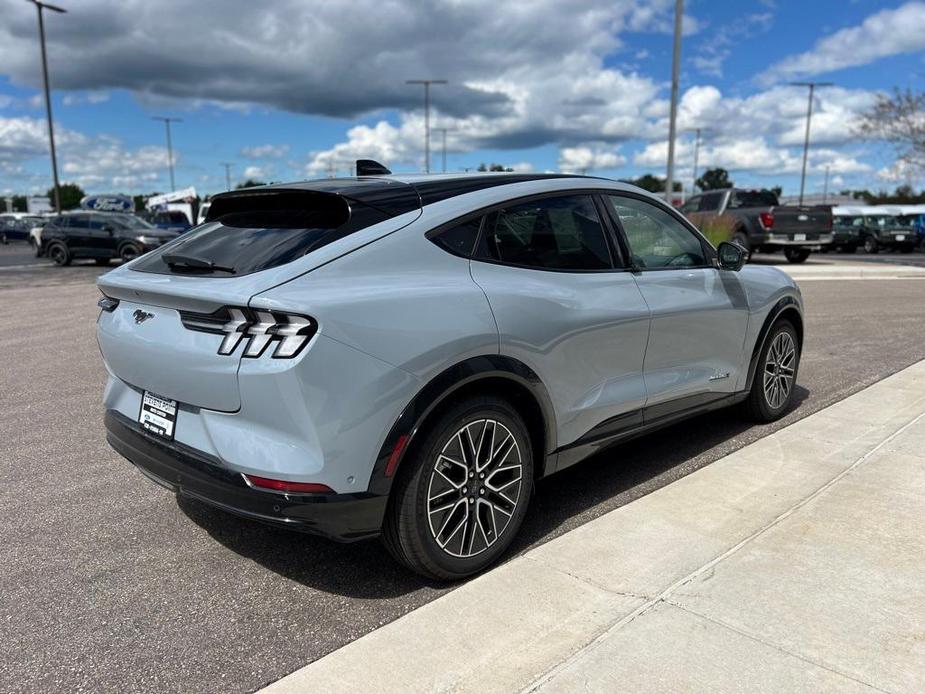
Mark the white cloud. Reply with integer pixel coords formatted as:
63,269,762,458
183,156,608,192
761,1,925,85
61,91,110,106
242,165,270,180
559,146,626,173
241,144,290,159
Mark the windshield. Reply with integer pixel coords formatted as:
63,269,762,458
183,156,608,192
114,215,155,230
728,190,778,208
870,215,899,227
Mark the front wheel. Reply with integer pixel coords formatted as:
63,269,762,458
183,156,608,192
118,243,141,263
784,248,810,264
47,242,71,266
383,396,533,580
744,320,800,422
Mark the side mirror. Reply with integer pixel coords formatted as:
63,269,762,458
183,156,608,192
717,241,746,271
102,225,115,233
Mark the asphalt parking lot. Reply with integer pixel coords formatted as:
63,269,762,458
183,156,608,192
3,241,925,694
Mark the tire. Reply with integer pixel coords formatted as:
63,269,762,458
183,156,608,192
118,243,141,263
744,320,800,423
94,257,112,266
784,248,810,264
382,395,533,581
863,236,879,254
47,242,71,266
732,232,752,261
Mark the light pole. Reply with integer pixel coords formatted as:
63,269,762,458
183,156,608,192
686,127,707,195
27,0,66,212
220,162,233,191
822,165,830,205
790,81,833,206
433,127,457,173
152,116,182,190
664,0,684,204
405,79,448,173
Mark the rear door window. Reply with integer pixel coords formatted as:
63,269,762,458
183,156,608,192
475,195,613,271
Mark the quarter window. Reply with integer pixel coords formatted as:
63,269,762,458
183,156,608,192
607,195,707,269
476,195,612,271
429,217,482,257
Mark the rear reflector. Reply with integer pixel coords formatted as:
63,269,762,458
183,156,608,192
384,434,411,477
242,474,333,494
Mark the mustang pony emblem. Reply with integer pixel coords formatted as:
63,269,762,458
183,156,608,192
133,309,154,324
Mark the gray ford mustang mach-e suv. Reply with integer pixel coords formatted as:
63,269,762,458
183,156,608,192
97,166,803,580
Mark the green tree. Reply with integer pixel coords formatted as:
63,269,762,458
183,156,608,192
695,168,732,191
477,163,514,172
620,174,681,193
236,179,267,189
855,88,925,170
46,183,85,211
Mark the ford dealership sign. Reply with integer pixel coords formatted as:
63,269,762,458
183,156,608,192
80,195,134,212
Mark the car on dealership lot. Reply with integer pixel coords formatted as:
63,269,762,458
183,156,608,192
831,206,866,253
42,211,180,265
680,188,833,263
0,213,45,243
97,167,804,580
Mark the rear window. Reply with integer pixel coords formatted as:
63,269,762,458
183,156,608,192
132,189,406,276
728,190,778,208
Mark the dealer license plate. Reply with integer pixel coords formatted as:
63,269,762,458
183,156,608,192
139,391,177,440
896,234,906,241
793,233,806,241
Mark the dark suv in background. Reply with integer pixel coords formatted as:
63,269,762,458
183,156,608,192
681,188,833,263
41,212,180,266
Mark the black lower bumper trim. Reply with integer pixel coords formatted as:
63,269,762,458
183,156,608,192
104,410,386,542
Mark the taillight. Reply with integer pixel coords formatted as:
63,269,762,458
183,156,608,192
97,295,119,312
759,212,774,230
180,306,316,359
242,474,333,494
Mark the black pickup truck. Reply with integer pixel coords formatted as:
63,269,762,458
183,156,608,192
680,188,833,263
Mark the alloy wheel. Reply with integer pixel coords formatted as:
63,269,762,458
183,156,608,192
763,331,796,409
426,418,523,558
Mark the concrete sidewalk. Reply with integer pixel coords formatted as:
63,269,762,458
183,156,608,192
262,361,925,694
771,260,925,281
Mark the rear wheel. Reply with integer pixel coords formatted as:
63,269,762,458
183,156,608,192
382,396,533,581
47,242,71,266
863,236,879,254
784,248,810,264
745,320,800,422
118,243,141,263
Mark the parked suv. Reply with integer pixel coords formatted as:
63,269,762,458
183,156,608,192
680,188,833,263
97,170,804,580
42,212,179,265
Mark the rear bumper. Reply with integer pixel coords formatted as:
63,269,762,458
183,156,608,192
105,410,387,541
763,233,833,247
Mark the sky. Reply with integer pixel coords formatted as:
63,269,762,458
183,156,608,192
1,0,924,199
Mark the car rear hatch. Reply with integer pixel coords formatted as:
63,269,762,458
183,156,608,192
96,180,421,412
771,206,832,239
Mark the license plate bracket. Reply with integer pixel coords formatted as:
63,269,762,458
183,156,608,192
139,391,177,440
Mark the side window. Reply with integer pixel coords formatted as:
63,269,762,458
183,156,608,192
68,215,90,229
698,193,721,212
606,195,707,269
429,217,482,257
476,195,612,271
679,197,700,214
88,216,108,230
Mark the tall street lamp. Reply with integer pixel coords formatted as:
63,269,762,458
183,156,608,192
686,127,707,195
220,162,233,191
152,116,182,190
790,81,833,206
27,0,66,212
433,127,457,173
664,0,684,204
405,79,447,173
